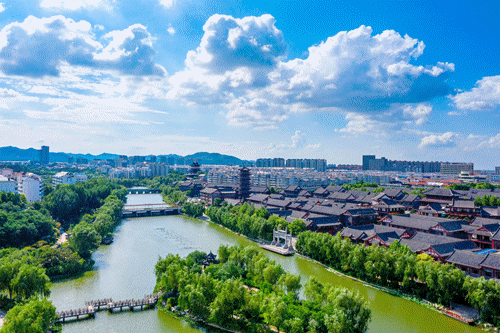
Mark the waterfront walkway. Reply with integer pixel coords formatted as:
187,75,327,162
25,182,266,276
56,292,163,323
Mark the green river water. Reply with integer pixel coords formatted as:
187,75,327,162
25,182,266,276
49,194,484,333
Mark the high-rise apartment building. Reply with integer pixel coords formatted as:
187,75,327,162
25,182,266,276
362,155,376,171
496,167,500,175
39,146,49,165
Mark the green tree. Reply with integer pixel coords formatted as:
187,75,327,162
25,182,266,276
11,264,50,300
288,219,307,235
69,222,101,259
0,298,58,333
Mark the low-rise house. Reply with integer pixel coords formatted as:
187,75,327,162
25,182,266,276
400,232,478,261
326,185,345,193
284,185,302,198
421,188,459,206
304,214,342,234
265,198,293,210
224,198,243,206
417,203,446,217
298,190,312,198
380,214,467,238
327,192,356,203
463,217,500,249
341,224,410,246
343,208,378,226
246,194,270,205
482,207,500,219
448,200,481,218
200,188,221,205
400,194,422,209
313,187,330,198
446,250,485,277
383,188,407,201
372,198,405,215
478,253,500,279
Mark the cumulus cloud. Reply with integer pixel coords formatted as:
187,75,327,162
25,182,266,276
170,16,454,127
0,3,4,13
40,0,115,11
478,133,500,149
0,15,165,77
452,75,500,111
271,26,453,110
336,113,392,137
419,132,456,148
167,25,176,35
402,103,432,125
291,130,306,148
186,14,286,73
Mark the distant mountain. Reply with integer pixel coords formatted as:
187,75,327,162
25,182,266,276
0,146,40,161
0,146,251,166
0,146,119,162
184,152,251,166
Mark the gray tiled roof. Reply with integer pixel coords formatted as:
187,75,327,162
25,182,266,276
480,253,500,270
446,250,485,269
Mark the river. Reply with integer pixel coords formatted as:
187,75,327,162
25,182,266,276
49,194,484,333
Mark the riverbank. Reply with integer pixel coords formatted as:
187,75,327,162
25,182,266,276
199,212,481,328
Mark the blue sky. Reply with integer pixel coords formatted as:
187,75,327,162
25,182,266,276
0,0,499,169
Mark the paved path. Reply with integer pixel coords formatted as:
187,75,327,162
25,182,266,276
56,233,68,245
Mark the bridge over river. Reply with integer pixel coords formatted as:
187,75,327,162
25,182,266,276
122,204,181,218
56,292,164,323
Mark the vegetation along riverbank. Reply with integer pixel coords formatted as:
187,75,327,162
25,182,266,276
154,245,371,333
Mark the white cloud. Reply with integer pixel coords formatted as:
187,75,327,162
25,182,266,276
291,130,305,148
40,0,115,11
0,15,165,77
0,3,5,13
170,16,454,128
159,0,176,8
452,75,500,111
336,113,392,137
402,103,432,125
167,25,176,35
478,133,500,149
185,14,286,73
419,132,456,148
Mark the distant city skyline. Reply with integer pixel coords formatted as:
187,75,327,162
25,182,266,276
0,1,498,169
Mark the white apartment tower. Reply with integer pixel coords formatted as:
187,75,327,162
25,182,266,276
17,173,43,202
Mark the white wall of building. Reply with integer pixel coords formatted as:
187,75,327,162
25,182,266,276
17,174,43,202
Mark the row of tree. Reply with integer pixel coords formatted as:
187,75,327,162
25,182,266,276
205,203,306,241
182,202,205,218
154,245,371,332
43,179,127,226
295,231,500,325
474,194,500,207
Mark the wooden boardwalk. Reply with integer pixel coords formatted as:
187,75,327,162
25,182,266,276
57,292,163,323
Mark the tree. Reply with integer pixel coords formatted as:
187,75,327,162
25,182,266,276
11,264,50,300
0,298,58,333
69,222,101,259
0,259,18,299
289,219,307,236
